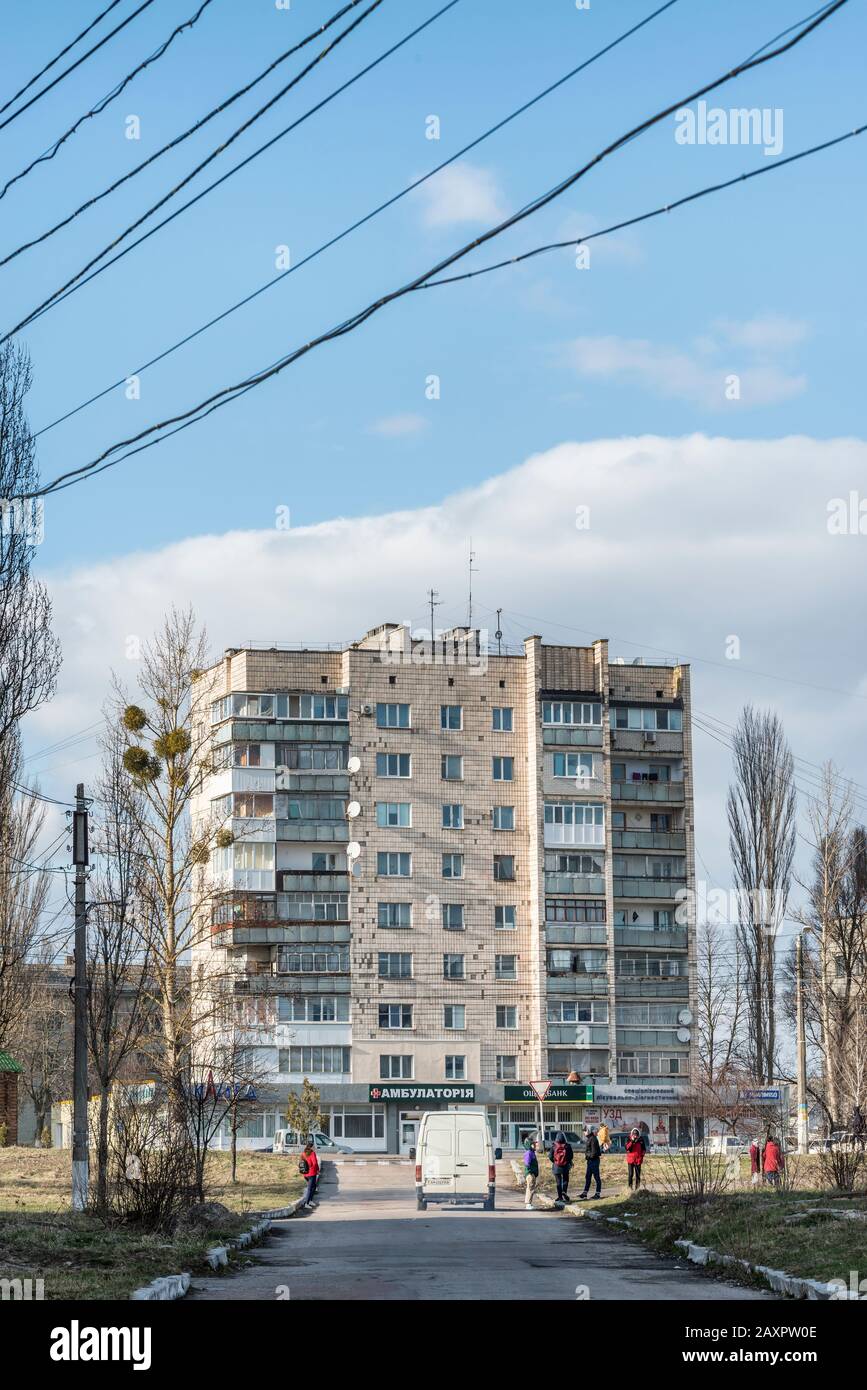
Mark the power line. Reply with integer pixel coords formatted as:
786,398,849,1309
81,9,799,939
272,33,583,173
0,0,380,276
19,1,852,501
0,0,126,116
0,0,159,133
1,0,462,346
33,0,682,440
0,0,217,204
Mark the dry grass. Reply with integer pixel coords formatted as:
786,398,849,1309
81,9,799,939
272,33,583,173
0,1146,304,1300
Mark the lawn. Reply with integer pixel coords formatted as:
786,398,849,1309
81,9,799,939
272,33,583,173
519,1152,867,1291
0,1147,304,1300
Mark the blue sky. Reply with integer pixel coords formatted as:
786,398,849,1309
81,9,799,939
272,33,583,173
2,0,864,566
7,0,867,952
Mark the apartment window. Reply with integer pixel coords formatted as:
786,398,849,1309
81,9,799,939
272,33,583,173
443,954,465,980
232,743,262,767
311,852,338,871
283,744,347,771
492,706,513,732
442,903,465,930
445,1055,466,1081
543,802,605,845
211,793,232,820
495,905,516,930
232,843,274,872
653,910,673,929
444,1004,465,1030
495,954,517,980
543,701,602,726
496,1005,517,1029
276,946,349,974
377,852,411,877
548,1000,608,1023
378,952,412,979
545,851,604,874
442,853,463,879
379,1004,413,1030
440,705,463,730
492,805,514,831
493,855,515,881
234,792,274,818
441,755,463,781
377,703,410,728
380,1055,413,1079
617,1003,680,1027
618,1052,687,1076
547,948,606,975
611,811,626,829
377,902,412,929
492,756,514,782
279,1047,350,1074
496,1055,517,1081
442,803,464,829
376,801,411,828
611,706,683,732
617,954,685,978
552,752,594,779
544,898,606,924
650,813,672,831
376,752,411,778
278,995,350,1023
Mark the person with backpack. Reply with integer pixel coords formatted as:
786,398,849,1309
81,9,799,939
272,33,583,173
577,1126,602,1200
299,1140,320,1207
625,1127,646,1189
550,1131,574,1204
523,1137,540,1208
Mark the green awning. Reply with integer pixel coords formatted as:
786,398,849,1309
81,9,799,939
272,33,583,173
0,1052,23,1073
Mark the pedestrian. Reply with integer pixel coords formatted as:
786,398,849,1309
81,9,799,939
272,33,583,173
597,1121,611,1152
625,1127,646,1190
550,1131,574,1203
763,1133,784,1188
749,1137,761,1188
578,1126,602,1200
523,1137,540,1208
299,1140,320,1208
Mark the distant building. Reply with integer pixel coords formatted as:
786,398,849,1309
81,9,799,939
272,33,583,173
190,624,698,1153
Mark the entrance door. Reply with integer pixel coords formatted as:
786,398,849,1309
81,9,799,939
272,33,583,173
399,1113,420,1156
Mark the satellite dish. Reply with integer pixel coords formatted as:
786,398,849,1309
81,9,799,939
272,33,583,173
347,801,361,819
346,841,361,860
677,1008,693,1026
676,1027,691,1043
347,756,361,774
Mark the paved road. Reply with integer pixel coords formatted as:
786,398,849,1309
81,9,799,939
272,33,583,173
189,1160,773,1301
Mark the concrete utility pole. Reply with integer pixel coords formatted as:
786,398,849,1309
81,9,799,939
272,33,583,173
796,931,809,1155
71,784,89,1210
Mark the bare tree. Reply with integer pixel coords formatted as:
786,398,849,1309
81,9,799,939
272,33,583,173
0,748,51,1050
727,707,796,1084
112,607,226,1111
86,729,157,1209
695,916,744,1092
0,343,61,751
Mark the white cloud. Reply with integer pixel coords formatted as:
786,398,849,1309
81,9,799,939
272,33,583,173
417,161,505,227
712,314,809,352
564,331,806,408
368,413,429,438
29,436,867,898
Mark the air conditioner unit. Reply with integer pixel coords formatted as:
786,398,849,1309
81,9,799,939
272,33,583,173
644,732,657,743
362,704,373,716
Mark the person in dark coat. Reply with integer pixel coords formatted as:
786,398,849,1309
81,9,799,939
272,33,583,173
625,1127,647,1189
578,1126,602,1200
523,1138,540,1208
550,1131,574,1203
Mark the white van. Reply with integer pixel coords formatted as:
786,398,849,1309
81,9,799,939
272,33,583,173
414,1109,502,1211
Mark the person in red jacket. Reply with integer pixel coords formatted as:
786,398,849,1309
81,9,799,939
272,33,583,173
625,1127,647,1189
762,1134,784,1188
299,1141,320,1207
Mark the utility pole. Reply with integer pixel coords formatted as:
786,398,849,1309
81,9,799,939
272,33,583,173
427,587,442,645
71,783,89,1210
467,543,478,629
796,931,809,1155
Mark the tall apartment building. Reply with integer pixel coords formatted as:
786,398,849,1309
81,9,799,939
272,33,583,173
191,623,697,1154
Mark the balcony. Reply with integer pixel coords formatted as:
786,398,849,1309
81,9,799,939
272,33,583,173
215,923,351,948
612,781,684,804
615,977,689,998
544,873,605,895
547,1024,609,1046
546,974,608,995
616,1028,688,1047
614,927,687,949
611,830,685,851
276,820,349,842
276,772,350,794
613,876,686,899
224,721,350,744
279,870,350,892
610,730,683,754
545,924,607,946
542,727,604,748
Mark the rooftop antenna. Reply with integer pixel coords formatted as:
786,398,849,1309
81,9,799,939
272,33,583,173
427,587,443,643
467,542,478,629
496,608,503,656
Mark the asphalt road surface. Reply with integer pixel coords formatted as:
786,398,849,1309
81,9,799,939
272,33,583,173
189,1160,773,1302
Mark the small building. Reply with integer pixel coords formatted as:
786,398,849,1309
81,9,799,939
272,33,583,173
0,1052,23,1145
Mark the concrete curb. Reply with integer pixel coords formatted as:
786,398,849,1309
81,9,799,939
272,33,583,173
673,1239,860,1301
130,1214,282,1299
130,1272,191,1302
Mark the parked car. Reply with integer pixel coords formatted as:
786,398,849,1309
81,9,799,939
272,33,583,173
415,1109,502,1211
272,1128,355,1155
